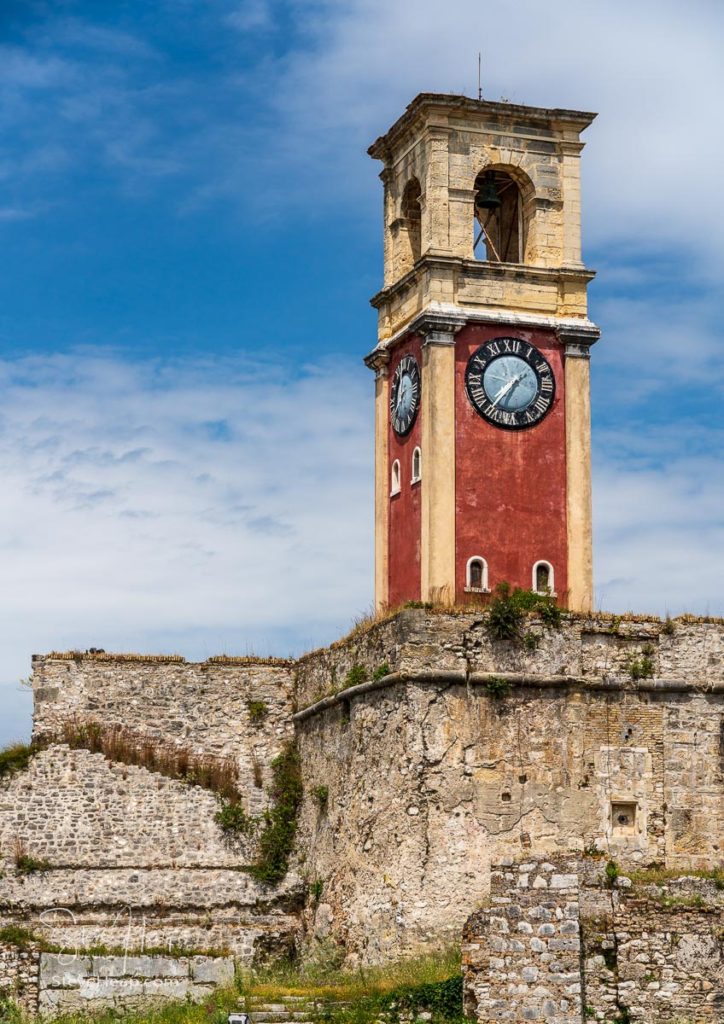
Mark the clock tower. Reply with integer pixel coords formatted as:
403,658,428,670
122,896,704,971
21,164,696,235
365,93,600,612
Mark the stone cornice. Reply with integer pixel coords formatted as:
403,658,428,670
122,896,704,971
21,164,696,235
293,669,722,724
369,257,597,310
557,322,601,355
368,93,597,162
364,302,601,365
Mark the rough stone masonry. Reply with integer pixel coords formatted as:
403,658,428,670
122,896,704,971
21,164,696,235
463,856,723,1023
0,608,722,1016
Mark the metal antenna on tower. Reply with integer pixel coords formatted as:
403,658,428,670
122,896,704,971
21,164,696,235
478,52,482,100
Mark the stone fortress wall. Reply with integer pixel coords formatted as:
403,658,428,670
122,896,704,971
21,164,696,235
1,656,300,974
0,609,721,1014
294,610,723,962
31,653,296,817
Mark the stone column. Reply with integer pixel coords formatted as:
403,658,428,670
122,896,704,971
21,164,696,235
420,315,464,604
559,325,599,612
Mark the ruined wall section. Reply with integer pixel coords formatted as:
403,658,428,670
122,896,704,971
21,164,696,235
463,857,723,1023
32,655,295,815
295,611,723,962
0,745,255,868
0,747,301,962
0,942,40,1016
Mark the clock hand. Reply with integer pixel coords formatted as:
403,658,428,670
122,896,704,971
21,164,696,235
491,373,525,408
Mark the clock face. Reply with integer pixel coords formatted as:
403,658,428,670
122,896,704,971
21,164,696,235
390,354,421,436
465,338,555,430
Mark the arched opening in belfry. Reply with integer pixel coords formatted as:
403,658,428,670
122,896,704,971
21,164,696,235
472,169,524,263
400,177,422,270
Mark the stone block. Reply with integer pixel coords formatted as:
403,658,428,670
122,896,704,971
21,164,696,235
191,957,235,985
39,953,92,988
91,956,189,979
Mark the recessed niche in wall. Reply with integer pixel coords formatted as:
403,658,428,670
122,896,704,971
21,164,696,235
611,801,637,834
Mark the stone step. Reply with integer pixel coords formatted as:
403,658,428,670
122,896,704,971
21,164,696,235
247,1013,315,1022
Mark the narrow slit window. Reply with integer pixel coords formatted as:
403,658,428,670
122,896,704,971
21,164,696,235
411,447,422,483
390,459,401,496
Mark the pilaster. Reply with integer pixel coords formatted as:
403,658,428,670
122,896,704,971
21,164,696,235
370,354,390,610
419,313,464,604
559,324,600,612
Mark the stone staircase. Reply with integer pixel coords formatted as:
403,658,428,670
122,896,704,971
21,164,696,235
244,994,349,1024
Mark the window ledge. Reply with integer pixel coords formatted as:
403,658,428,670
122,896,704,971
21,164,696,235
390,488,401,498
411,476,421,485
464,586,490,594
534,590,557,597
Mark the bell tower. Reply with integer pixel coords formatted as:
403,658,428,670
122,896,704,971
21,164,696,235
365,93,600,612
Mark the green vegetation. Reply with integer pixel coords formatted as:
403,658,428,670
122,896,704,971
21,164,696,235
627,865,724,889
8,986,242,1024
0,741,40,782
484,583,562,643
312,785,329,812
0,995,23,1024
403,601,433,610
484,676,511,700
13,840,51,875
310,878,324,902
661,616,675,636
522,632,539,652
214,800,256,838
0,924,42,949
344,665,368,688
246,700,269,725
583,841,603,859
243,946,461,1008
627,643,656,680
372,662,391,681
605,859,620,887
249,742,303,885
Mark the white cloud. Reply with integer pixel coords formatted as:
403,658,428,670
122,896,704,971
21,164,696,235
0,349,373,743
226,1,274,32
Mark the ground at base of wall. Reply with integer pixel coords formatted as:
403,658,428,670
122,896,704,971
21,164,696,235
1,947,466,1024
0,949,236,1020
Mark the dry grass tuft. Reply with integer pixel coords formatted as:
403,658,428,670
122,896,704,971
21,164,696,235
59,719,241,802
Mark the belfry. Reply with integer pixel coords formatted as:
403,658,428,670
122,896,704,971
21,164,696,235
365,93,600,612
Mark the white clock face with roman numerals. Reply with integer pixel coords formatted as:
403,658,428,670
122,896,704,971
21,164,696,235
465,338,555,429
390,354,421,436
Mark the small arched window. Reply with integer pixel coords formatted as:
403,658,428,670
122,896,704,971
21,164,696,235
390,459,401,496
465,556,489,593
411,447,422,484
533,560,555,596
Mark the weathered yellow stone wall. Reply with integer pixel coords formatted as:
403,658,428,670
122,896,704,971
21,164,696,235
369,96,596,340
294,610,723,964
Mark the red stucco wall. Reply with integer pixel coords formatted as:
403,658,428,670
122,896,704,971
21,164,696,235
388,337,422,607
454,323,568,603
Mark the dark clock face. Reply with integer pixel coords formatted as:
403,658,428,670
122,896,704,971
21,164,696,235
390,354,421,436
465,338,555,430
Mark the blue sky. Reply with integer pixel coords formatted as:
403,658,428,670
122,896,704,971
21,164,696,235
1,0,723,744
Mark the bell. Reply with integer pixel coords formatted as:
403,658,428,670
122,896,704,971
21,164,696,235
475,172,500,212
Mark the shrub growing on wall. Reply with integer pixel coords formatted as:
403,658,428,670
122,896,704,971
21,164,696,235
249,741,303,885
